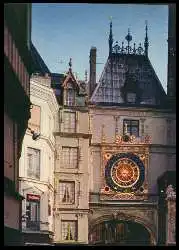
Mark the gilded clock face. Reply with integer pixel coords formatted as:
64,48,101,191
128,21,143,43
105,153,145,193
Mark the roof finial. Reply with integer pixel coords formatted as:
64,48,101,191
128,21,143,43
69,58,72,72
85,70,88,82
144,20,149,57
125,28,132,54
108,16,113,56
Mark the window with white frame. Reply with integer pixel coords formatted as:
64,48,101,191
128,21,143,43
62,147,78,169
27,147,40,179
61,220,77,241
57,181,75,204
63,112,76,133
65,88,75,106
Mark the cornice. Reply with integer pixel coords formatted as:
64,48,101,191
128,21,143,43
30,80,59,115
25,131,56,152
89,201,158,208
90,143,176,149
39,134,56,152
54,132,92,139
19,177,54,191
88,105,175,115
54,208,89,212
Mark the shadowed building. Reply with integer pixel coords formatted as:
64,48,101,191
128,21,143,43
4,3,32,245
157,4,176,246
167,4,176,109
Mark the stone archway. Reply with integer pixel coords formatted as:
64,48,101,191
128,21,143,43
89,213,156,246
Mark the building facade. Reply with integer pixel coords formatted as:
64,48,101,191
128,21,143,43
19,73,59,245
53,61,90,244
87,21,176,245
15,9,175,245
4,3,32,245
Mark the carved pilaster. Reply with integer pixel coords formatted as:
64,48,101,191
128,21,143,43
166,185,176,245
101,124,106,143
140,118,145,136
114,116,120,139
88,114,92,134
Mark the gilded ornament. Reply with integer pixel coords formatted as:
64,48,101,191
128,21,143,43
104,153,112,160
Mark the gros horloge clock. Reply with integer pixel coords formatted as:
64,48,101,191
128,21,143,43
105,152,145,193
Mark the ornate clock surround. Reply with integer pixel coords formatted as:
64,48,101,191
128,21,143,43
100,143,149,201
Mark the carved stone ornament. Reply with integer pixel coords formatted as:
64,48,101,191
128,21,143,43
166,185,176,245
166,200,176,245
114,134,151,145
100,192,148,201
166,185,176,200
101,148,149,201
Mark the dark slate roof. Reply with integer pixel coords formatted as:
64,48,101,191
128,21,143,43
50,73,65,88
30,42,51,75
91,53,167,107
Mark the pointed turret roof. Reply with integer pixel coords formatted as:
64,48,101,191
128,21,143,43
89,21,167,108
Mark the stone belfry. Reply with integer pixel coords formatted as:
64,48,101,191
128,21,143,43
167,4,176,108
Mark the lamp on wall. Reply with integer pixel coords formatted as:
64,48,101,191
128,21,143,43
27,127,40,140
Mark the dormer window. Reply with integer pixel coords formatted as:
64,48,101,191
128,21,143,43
65,88,75,106
127,92,136,103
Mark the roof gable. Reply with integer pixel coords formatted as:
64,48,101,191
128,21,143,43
62,70,79,90
90,54,167,107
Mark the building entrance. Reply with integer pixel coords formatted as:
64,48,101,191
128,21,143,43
89,219,151,245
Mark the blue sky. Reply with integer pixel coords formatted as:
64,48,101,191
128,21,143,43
32,3,168,92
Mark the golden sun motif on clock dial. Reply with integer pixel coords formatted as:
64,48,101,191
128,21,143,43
111,159,140,188
116,163,133,182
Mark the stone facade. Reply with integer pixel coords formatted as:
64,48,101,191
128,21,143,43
88,105,175,245
53,65,90,244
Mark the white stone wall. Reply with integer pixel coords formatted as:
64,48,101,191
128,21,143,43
19,77,59,235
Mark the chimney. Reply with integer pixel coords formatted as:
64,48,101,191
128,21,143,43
89,47,97,97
